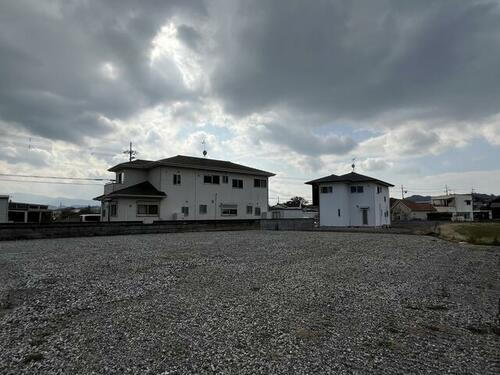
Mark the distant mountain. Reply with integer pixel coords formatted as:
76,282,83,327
6,192,97,208
405,195,432,203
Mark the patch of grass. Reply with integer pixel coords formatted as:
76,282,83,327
438,223,500,246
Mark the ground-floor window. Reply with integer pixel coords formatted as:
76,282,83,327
221,204,238,216
181,206,189,217
246,205,253,214
137,203,159,216
110,204,117,217
199,204,207,214
254,207,261,216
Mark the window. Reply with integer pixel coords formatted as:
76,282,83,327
116,172,124,184
465,200,471,206
232,179,243,189
377,186,382,194
384,210,389,217
255,207,261,216
199,205,207,214
247,205,253,214
222,176,229,184
351,186,364,193
137,204,159,216
173,174,181,185
221,204,238,216
254,179,267,188
338,209,341,217
181,206,189,217
204,175,220,184
384,196,387,202
110,204,117,217
321,186,333,193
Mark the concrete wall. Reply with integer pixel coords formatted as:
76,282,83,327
260,218,314,231
0,196,8,223
318,182,390,227
0,220,261,241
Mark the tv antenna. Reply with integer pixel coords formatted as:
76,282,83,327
351,158,356,172
123,142,137,162
202,139,207,158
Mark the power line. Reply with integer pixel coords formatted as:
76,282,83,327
0,178,104,186
0,173,113,181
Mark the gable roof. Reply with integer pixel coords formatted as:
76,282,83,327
109,155,275,177
395,199,436,212
305,172,394,187
94,181,166,201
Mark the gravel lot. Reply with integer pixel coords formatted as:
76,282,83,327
0,231,499,374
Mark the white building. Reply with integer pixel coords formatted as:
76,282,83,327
0,195,8,223
431,194,473,221
306,172,393,227
94,155,274,223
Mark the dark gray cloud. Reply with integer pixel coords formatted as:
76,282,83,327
210,0,500,124
0,0,205,142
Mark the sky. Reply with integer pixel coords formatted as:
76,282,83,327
1,0,500,205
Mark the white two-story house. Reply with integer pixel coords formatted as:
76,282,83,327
306,172,393,227
94,155,274,223
431,194,473,221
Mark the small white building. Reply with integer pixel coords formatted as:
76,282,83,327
306,172,393,227
431,194,473,221
94,155,274,223
0,195,9,223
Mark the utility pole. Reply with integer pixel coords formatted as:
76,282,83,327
123,142,137,162
445,184,449,196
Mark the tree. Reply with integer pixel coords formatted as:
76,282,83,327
284,196,308,207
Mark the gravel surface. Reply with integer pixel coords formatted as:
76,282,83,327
0,231,499,374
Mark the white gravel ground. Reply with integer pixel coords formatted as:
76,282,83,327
0,231,499,374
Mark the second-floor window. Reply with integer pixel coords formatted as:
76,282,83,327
377,186,382,194
232,179,243,189
351,186,364,193
254,179,267,188
173,174,181,185
117,172,124,184
204,175,220,184
321,186,333,193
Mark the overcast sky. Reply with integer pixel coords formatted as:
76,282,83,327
1,0,500,204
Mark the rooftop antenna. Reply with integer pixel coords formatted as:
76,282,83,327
351,158,356,172
123,142,137,162
202,139,207,158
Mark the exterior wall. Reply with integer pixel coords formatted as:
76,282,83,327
105,166,270,222
159,166,269,221
105,169,149,194
102,197,162,224
0,197,8,223
319,183,390,227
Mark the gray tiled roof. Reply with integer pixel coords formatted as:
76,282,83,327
305,172,394,187
109,155,274,177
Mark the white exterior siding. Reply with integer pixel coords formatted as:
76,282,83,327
319,183,390,227
103,166,269,222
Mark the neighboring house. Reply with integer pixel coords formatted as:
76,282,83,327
94,155,275,223
8,201,52,223
267,204,318,219
431,194,474,222
305,172,393,227
391,199,436,221
0,195,8,223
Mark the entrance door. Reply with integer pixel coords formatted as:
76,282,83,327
362,208,368,225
